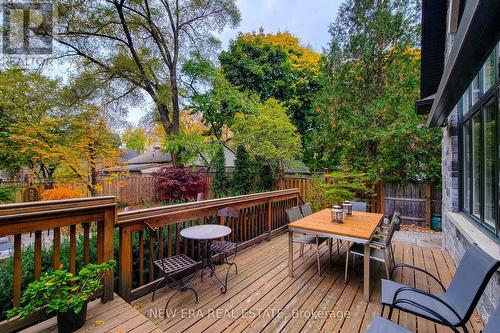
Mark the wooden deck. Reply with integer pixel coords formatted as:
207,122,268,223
20,294,161,333
129,233,484,333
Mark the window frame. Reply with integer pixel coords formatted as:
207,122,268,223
459,83,500,240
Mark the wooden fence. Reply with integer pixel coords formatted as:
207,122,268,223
1,175,441,227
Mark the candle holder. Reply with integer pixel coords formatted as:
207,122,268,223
342,201,353,216
331,205,344,224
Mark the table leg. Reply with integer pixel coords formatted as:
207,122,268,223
205,239,228,293
363,242,370,302
288,230,293,278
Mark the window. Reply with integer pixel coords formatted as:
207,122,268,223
463,120,471,212
462,86,471,116
483,98,496,229
471,74,481,105
483,51,496,92
472,112,481,219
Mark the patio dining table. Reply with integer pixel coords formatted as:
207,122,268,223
180,224,232,293
288,209,384,302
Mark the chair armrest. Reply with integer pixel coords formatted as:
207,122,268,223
390,298,461,333
390,263,446,292
391,287,462,327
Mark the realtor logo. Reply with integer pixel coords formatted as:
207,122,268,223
2,2,53,55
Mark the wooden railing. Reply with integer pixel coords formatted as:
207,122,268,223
0,189,299,331
0,197,116,332
116,188,299,302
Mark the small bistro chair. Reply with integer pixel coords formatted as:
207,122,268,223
368,302,500,333
344,212,399,282
209,207,240,287
381,244,500,333
144,223,202,312
287,206,327,276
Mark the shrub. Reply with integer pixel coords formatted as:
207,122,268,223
0,187,17,203
231,145,254,195
41,188,81,201
211,145,227,198
153,167,206,201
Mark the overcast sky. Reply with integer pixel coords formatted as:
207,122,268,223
127,0,343,124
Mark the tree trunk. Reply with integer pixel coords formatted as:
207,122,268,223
169,69,182,167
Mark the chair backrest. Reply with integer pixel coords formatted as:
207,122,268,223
299,203,313,217
384,215,399,247
483,304,500,333
286,206,303,223
442,244,500,324
217,207,240,218
351,201,368,212
390,211,401,225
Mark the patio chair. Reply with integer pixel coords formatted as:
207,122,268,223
351,201,368,212
299,203,313,216
287,206,327,276
367,303,500,333
344,212,398,282
209,207,239,287
381,244,500,333
144,223,202,312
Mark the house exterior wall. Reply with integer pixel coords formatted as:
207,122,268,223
441,109,500,322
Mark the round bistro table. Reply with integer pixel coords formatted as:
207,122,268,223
180,224,232,293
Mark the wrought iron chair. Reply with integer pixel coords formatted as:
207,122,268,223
344,212,399,282
381,244,500,333
209,207,240,288
144,223,201,312
287,206,327,276
368,302,500,333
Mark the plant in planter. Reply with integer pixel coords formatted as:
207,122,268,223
7,260,115,333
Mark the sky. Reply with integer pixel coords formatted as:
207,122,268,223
125,0,343,124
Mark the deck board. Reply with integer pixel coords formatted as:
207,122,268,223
19,294,159,333
23,233,483,333
132,233,484,333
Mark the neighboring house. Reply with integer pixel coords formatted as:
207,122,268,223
418,0,500,321
106,146,310,175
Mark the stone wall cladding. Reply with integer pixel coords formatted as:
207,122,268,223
441,110,499,322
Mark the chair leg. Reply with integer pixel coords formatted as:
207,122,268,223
384,250,390,279
337,240,340,255
151,277,165,301
300,243,304,257
316,238,321,276
328,239,332,263
344,247,350,283
380,304,385,316
187,287,199,303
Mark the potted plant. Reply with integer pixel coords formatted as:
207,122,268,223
7,260,115,333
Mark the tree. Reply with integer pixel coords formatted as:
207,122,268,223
0,67,60,182
183,55,260,142
231,145,253,195
154,167,206,201
123,127,147,154
232,99,302,178
313,0,441,182
51,0,240,166
211,145,227,198
219,31,322,164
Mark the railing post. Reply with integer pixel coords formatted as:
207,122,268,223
119,225,132,302
425,182,431,227
267,199,272,241
100,209,115,303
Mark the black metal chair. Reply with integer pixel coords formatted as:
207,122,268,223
368,303,500,333
144,223,201,312
345,212,399,282
381,244,500,333
209,207,239,288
